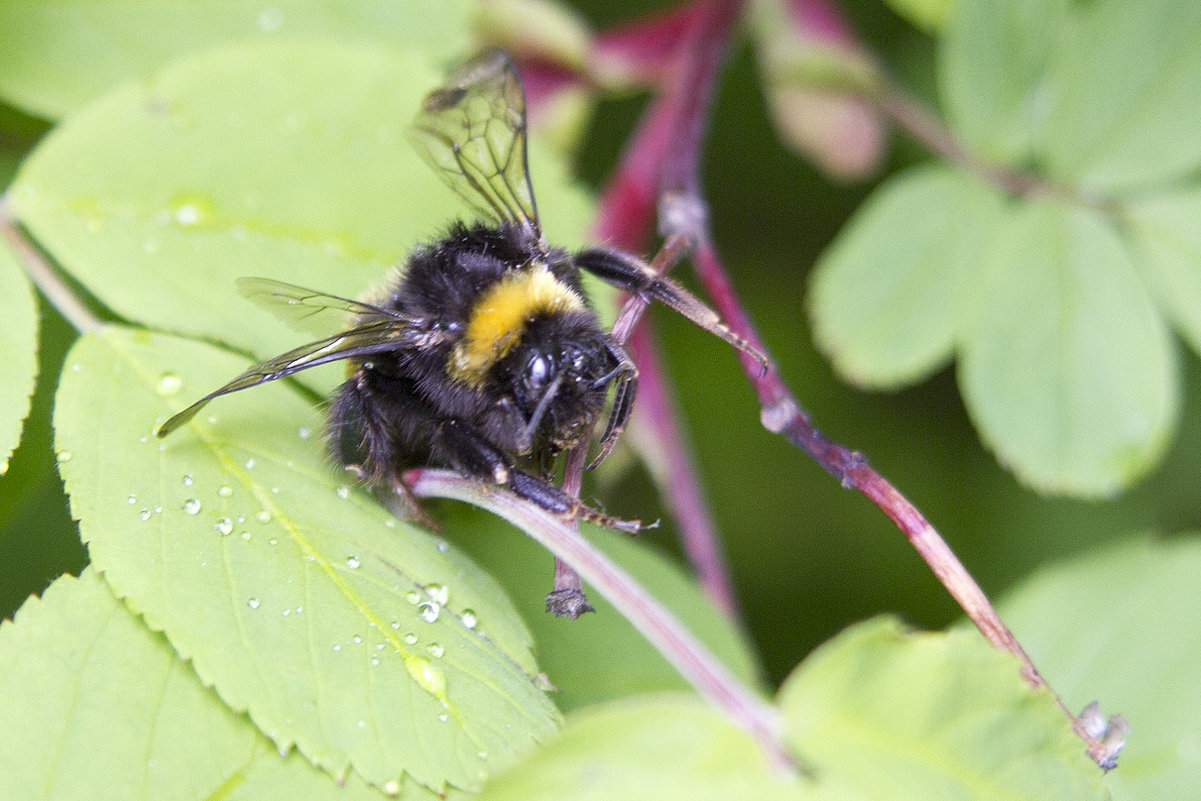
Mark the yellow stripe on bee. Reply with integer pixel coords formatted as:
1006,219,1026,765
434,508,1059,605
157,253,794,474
450,263,585,385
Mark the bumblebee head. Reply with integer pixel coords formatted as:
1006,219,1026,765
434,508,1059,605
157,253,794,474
505,327,615,453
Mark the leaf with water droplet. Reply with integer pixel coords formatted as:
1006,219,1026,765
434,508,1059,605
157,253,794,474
53,327,559,793
0,241,39,477
0,569,404,801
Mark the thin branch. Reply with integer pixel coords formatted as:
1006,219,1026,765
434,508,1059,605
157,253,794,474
409,467,795,772
582,0,749,622
0,194,101,334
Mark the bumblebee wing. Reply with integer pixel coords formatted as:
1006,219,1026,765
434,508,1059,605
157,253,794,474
236,277,401,336
411,49,541,241
157,319,424,438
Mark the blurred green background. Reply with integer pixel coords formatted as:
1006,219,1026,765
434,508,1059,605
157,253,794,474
3,0,1198,690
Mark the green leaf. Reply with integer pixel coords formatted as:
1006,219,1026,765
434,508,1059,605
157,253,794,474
958,198,1177,496
1041,0,1201,193
0,237,38,475
778,617,1108,801
53,327,560,793
476,694,808,801
997,536,1201,801
0,569,424,801
1127,188,1201,358
939,0,1070,164
8,39,594,380
881,0,959,32
0,0,471,119
808,164,1003,389
443,505,763,711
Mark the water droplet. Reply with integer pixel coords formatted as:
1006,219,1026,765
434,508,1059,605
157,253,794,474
154,505,162,514
375,642,384,650
477,750,488,761
352,634,363,644
139,508,152,521
333,644,341,652
336,486,350,499
383,779,400,796
181,498,201,515
245,458,256,469
155,372,183,397
56,451,72,463
370,655,380,666
461,609,478,630
390,620,400,630
240,531,251,541
403,632,418,645
218,485,233,498
357,719,366,729
437,540,449,552
385,519,396,528
282,608,291,617
214,518,233,536
345,555,360,569
280,109,307,133
127,494,137,504
70,362,82,373
247,597,261,610
408,655,447,699
437,713,449,723
425,583,449,605
426,643,444,658
268,538,278,546
405,591,420,605
270,486,280,494
418,602,440,623
257,5,284,31
182,474,194,486
256,510,271,523
298,426,312,439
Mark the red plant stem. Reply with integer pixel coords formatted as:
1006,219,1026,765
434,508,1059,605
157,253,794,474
583,0,749,622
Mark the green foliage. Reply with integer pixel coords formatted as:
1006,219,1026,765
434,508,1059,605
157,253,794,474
476,695,808,801
779,618,1107,801
809,0,1201,495
1,1,1195,798
0,243,37,475
997,536,1201,801
0,0,472,119
54,326,559,791
0,569,430,801
882,0,959,32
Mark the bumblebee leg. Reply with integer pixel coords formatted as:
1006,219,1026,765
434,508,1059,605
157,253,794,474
575,247,768,371
436,419,641,533
587,340,638,470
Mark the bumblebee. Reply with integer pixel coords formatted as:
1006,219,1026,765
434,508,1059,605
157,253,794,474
158,50,766,530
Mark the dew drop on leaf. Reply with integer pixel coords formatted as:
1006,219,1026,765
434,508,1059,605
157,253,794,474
181,498,201,515
247,597,261,610
418,602,440,623
156,372,182,396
